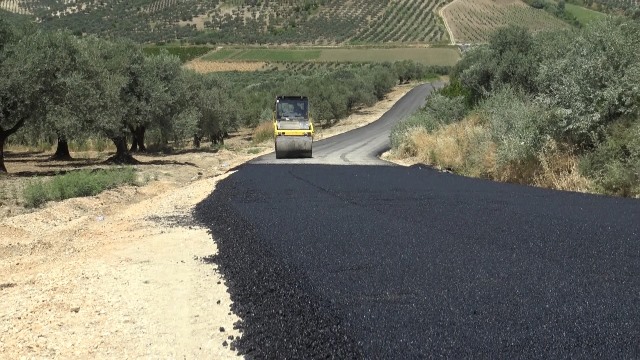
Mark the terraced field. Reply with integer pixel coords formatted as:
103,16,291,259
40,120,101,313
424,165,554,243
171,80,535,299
442,0,569,43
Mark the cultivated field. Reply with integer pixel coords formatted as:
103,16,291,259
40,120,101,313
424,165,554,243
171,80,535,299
199,47,461,66
442,0,569,43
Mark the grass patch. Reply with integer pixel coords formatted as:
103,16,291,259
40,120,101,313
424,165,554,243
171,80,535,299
564,4,607,25
23,167,138,208
143,46,213,63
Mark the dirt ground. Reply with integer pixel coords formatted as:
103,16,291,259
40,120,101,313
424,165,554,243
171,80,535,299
0,83,417,359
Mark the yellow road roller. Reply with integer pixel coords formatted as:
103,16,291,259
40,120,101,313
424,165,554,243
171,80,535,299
273,96,314,158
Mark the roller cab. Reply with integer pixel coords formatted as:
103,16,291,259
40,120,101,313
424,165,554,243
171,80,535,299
273,96,314,159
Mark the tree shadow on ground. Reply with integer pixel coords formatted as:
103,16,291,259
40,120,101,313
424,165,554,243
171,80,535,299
132,147,221,158
4,150,47,158
12,170,71,178
34,160,102,169
140,159,198,167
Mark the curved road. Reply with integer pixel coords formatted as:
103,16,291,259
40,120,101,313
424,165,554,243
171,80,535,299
195,84,640,359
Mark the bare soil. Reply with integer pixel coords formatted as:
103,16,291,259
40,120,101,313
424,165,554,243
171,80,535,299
0,83,416,359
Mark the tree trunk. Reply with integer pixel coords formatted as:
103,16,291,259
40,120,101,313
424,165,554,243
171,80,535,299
0,134,6,173
137,126,146,152
129,128,138,153
130,126,146,152
0,118,26,173
106,136,139,164
50,137,72,161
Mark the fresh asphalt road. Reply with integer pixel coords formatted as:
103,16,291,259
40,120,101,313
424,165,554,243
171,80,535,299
195,84,640,359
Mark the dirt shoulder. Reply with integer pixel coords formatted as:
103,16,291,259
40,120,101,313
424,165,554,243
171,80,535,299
0,83,418,359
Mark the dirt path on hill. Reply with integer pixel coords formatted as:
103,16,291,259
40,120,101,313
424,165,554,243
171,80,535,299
439,0,459,45
0,83,418,359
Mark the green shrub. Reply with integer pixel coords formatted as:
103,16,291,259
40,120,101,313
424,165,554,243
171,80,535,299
479,87,549,166
423,94,467,125
23,167,137,208
390,111,440,150
580,119,640,196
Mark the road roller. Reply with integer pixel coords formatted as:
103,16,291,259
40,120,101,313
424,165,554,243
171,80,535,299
273,96,314,159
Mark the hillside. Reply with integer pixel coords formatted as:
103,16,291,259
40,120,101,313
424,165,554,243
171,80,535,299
0,0,451,44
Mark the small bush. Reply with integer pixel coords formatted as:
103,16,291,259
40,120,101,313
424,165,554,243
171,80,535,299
23,167,138,208
252,121,274,144
479,87,548,166
390,112,440,153
423,94,467,125
580,120,640,196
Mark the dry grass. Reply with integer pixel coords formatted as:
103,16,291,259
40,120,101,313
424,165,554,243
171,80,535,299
251,121,274,144
533,140,592,192
401,115,496,177
391,116,593,193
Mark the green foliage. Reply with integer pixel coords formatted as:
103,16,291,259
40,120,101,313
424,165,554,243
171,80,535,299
535,18,640,147
23,168,138,208
564,3,607,25
424,94,468,125
479,87,549,165
438,80,474,107
454,25,539,103
522,0,582,27
390,93,467,149
215,60,433,127
390,111,439,150
580,119,640,196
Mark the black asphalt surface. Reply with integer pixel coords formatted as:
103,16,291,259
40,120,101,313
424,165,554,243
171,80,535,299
194,85,640,359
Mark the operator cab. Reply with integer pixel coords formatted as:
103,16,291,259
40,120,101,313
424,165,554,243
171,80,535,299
276,96,311,130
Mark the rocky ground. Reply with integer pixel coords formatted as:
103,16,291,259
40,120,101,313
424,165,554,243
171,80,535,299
0,83,416,359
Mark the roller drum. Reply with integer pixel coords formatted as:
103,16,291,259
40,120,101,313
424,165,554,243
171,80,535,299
275,136,313,159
